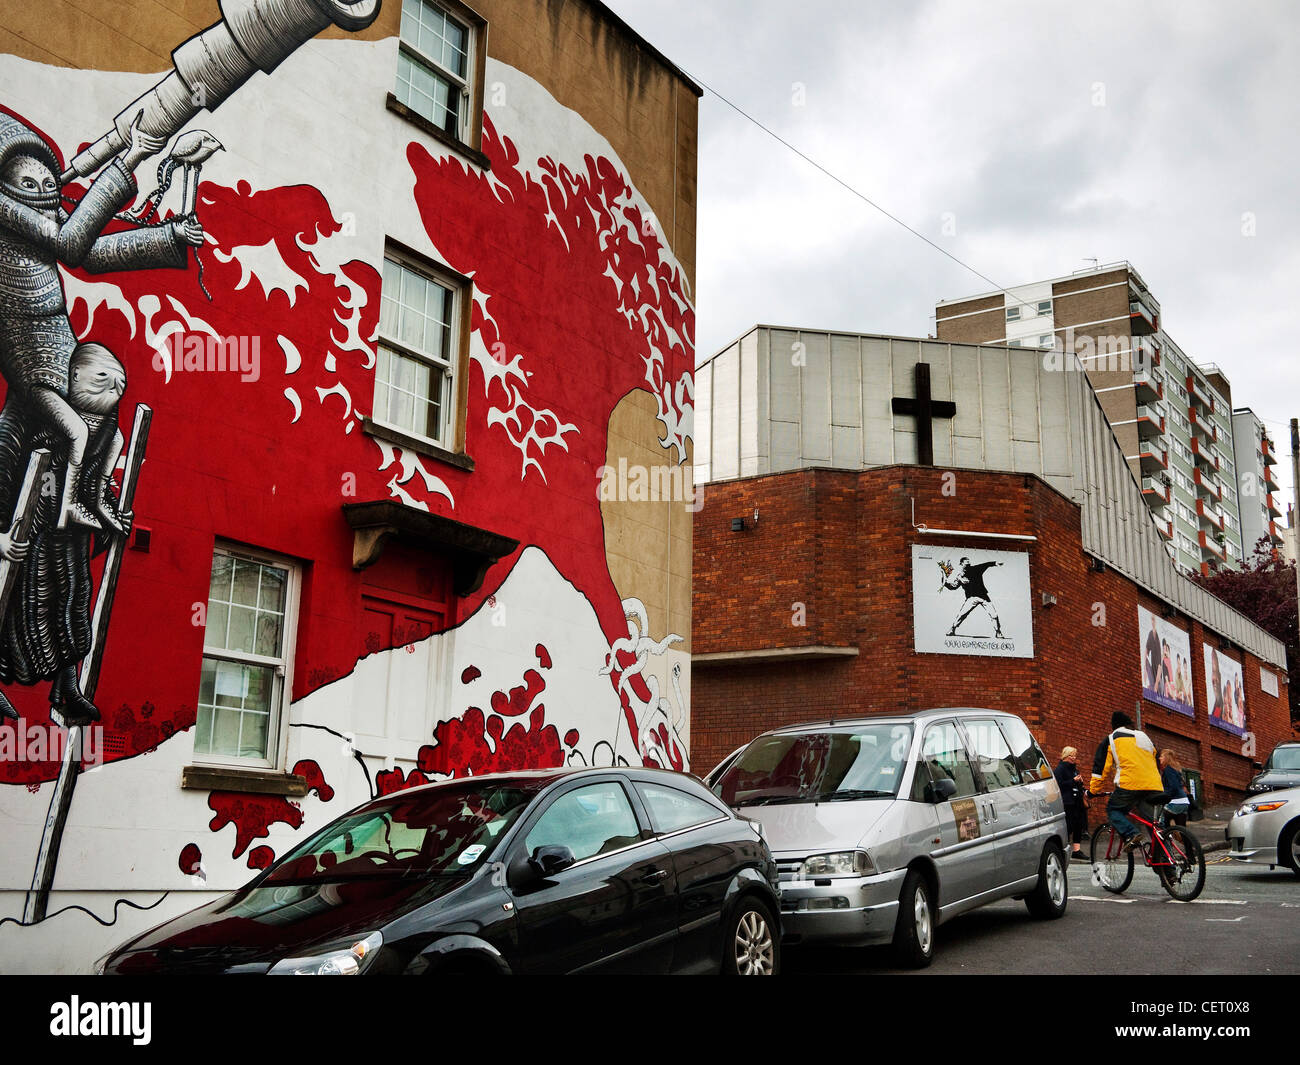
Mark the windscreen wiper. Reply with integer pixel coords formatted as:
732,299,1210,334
735,795,808,807
816,789,893,801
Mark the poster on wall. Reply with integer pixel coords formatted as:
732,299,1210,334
912,545,1033,658
1137,606,1195,717
1203,644,1247,737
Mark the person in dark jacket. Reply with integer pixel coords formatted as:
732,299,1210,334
1054,746,1088,859
1158,750,1191,827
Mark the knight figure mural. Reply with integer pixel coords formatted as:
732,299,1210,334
4,0,385,926
0,110,202,725
0,0,382,735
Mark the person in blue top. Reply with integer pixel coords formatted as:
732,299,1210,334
1158,749,1191,827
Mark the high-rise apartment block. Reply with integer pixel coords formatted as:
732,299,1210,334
1230,407,1285,557
936,263,1245,576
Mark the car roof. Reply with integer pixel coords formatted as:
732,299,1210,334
760,707,1020,736
363,764,701,802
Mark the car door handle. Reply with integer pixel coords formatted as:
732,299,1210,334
640,868,669,883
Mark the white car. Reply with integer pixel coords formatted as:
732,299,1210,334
1226,785,1300,876
705,707,1068,968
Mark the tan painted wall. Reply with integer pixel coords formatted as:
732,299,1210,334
602,389,692,652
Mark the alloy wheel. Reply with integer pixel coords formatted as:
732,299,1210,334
913,886,932,953
734,909,775,975
1047,852,1066,906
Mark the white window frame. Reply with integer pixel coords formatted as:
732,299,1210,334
1006,306,1021,321
396,0,476,142
1037,299,1052,316
373,250,464,450
195,544,301,771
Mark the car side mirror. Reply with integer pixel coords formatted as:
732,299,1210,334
925,778,957,804
529,844,575,878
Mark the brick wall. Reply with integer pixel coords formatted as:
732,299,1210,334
935,294,1005,344
693,465,1292,804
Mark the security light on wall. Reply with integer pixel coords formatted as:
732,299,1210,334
1041,592,1057,608
730,518,745,532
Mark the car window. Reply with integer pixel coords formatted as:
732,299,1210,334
714,723,911,806
638,783,725,833
998,717,1053,781
524,782,642,862
962,719,1022,791
1269,747,1300,772
264,782,539,883
914,721,979,799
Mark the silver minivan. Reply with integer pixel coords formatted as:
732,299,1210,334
705,707,1068,967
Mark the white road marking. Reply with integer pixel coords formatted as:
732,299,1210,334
1073,896,1134,903
1206,916,1247,922
1165,899,1246,904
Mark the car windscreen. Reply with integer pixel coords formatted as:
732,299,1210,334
1268,747,1300,771
263,781,542,883
714,724,912,807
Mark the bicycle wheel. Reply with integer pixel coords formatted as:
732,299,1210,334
1089,824,1133,893
1156,827,1205,902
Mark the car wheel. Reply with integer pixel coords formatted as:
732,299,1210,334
1281,822,1300,878
1024,843,1068,919
891,869,935,969
723,897,779,975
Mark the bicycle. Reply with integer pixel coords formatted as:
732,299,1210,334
1089,795,1206,901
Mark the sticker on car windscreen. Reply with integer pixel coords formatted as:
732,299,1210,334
458,844,486,865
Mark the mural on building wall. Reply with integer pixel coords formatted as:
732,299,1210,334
0,111,198,727
912,545,1034,658
1203,644,1247,737
1137,606,1194,717
0,5,693,954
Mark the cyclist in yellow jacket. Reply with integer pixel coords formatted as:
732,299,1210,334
1089,711,1165,850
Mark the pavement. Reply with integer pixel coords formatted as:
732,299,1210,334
1184,802,1247,853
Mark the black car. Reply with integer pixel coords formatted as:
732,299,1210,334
1247,742,1300,794
98,767,781,975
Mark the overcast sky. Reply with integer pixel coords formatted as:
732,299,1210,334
605,0,1300,504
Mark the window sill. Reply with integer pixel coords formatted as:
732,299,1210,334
385,93,491,171
182,765,309,797
362,417,475,472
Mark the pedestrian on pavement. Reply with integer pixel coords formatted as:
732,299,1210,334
1054,746,1088,859
1158,749,1191,827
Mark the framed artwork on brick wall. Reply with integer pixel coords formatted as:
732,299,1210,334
1204,644,1247,737
911,545,1033,658
1137,605,1195,718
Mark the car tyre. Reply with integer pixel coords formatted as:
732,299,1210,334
891,869,935,969
1024,842,1068,919
722,896,780,975
1281,822,1300,878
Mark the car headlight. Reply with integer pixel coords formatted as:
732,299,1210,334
1236,799,1288,817
268,931,382,975
800,851,875,878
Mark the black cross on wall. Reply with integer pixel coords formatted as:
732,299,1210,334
891,362,956,466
